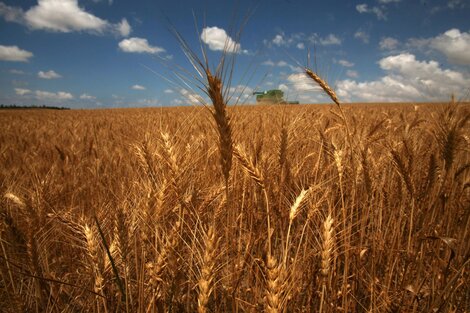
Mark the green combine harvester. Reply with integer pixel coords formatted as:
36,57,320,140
252,89,299,104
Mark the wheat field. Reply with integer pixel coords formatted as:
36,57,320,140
1,99,469,312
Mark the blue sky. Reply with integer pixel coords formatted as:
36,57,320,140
0,0,469,108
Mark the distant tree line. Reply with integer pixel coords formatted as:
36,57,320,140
0,104,70,110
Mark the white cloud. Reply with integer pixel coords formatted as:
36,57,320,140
319,34,341,46
287,73,322,92
164,89,174,94
201,26,242,53
180,88,204,105
272,34,285,46
268,32,339,49
116,18,131,37
0,2,24,22
379,37,399,50
447,0,466,8
429,29,470,65
35,90,73,100
262,60,275,66
15,88,31,95
228,85,254,103
38,70,61,79
378,0,400,3
338,59,354,67
171,99,183,106
355,3,386,20
354,31,370,44
9,69,25,74
137,98,159,106
278,84,289,92
262,59,301,72
25,0,108,33
356,4,368,13
0,45,33,62
346,70,358,78
132,84,146,90
79,93,96,100
15,88,73,101
118,37,165,54
0,1,129,36
269,32,303,47
336,53,470,102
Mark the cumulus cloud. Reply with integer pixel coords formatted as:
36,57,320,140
0,45,33,62
430,0,468,13
262,59,288,67
379,37,399,50
267,32,340,49
338,59,354,67
171,99,184,106
0,2,24,22
262,60,275,66
15,88,31,95
79,93,96,100
287,73,322,92
269,32,301,47
116,18,131,37
9,69,25,74
228,85,254,103
355,4,386,20
25,0,108,33
0,1,129,36
118,37,164,54
272,34,285,46
200,26,243,53
336,53,470,102
262,59,301,72
278,84,289,92
429,29,470,65
131,84,146,90
180,88,204,105
265,78,328,103
38,70,61,79
35,90,73,100
354,30,370,44
319,34,341,46
137,98,159,106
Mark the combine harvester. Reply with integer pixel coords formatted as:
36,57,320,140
252,89,299,104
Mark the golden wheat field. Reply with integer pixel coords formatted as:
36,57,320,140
0,101,469,312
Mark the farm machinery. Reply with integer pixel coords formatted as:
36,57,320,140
252,89,299,104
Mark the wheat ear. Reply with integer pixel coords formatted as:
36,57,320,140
265,254,287,313
146,221,180,307
233,144,265,189
304,69,340,106
197,225,218,313
319,214,334,313
206,71,233,186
